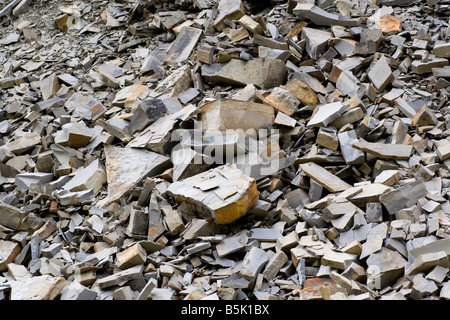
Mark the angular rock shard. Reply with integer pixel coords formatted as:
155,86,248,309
166,164,258,225
301,27,332,60
294,3,362,27
164,27,203,65
127,104,197,154
367,55,393,92
352,141,412,160
379,180,426,215
199,99,274,132
281,78,319,106
211,58,288,89
64,93,106,121
62,159,106,195
10,275,67,300
0,201,28,230
0,240,21,271
300,162,352,193
307,102,348,128
104,145,171,204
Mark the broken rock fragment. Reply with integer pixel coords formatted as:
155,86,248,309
301,27,332,60
264,87,300,116
166,164,258,225
367,55,394,92
10,275,67,300
64,93,106,121
300,162,351,193
104,145,171,204
62,159,106,195
0,240,21,271
127,99,169,135
199,99,274,131
379,180,426,215
211,58,288,89
214,0,244,31
352,141,412,160
0,201,28,230
282,78,319,106
306,102,348,128
164,27,203,65
2,131,41,156
294,3,362,27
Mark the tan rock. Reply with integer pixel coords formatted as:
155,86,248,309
374,170,400,186
282,78,319,106
2,131,41,155
352,141,412,160
377,15,402,34
166,164,258,225
199,99,274,131
10,275,67,300
264,87,300,116
238,15,264,35
164,27,203,65
411,105,437,127
62,159,106,195
434,43,450,58
0,240,21,271
348,183,391,207
300,162,352,193
436,139,450,161
211,58,288,89
316,127,339,151
117,243,147,269
197,45,215,64
55,14,70,32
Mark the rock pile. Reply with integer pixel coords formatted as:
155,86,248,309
0,0,450,300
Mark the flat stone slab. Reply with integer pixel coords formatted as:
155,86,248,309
216,232,248,257
211,58,288,89
379,179,427,215
199,99,274,131
127,104,197,153
300,162,352,193
411,58,449,74
294,3,362,27
301,27,332,60
367,55,394,92
166,164,258,225
62,159,106,195
321,249,358,270
164,27,203,65
307,102,348,128
0,240,21,271
352,141,412,160
348,183,392,207
10,275,67,300
239,246,269,280
366,248,407,290
2,131,41,155
64,92,106,121
214,0,244,31
434,43,450,58
104,145,171,204
250,227,282,242
0,201,28,230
